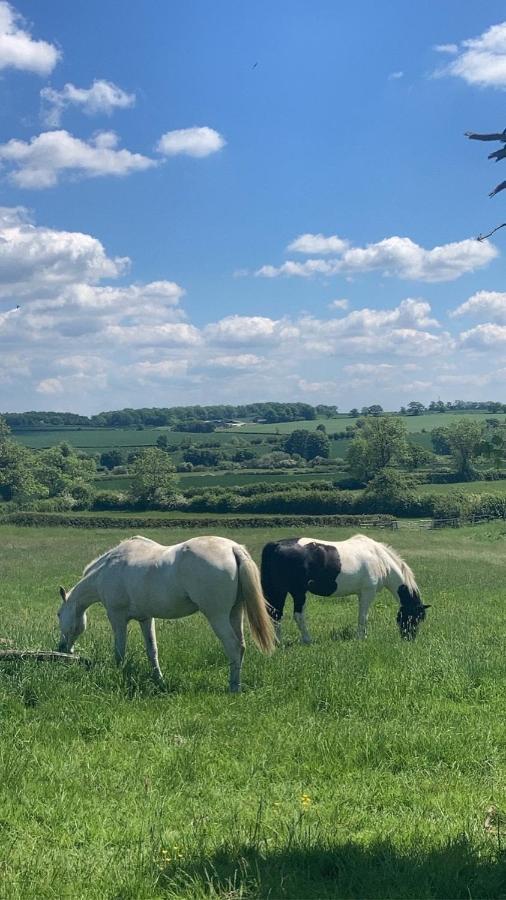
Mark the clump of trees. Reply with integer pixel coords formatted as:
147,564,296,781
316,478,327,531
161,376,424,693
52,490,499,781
282,429,330,461
0,416,95,508
346,416,408,482
431,419,485,480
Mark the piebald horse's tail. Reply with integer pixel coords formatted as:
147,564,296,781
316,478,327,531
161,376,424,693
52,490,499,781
234,547,276,654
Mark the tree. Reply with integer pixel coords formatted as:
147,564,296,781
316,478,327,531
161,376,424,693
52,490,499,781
435,419,484,479
431,426,452,456
35,444,95,497
346,416,408,482
305,430,330,460
407,401,425,416
129,448,176,504
100,448,125,469
0,439,48,504
349,408,360,417
283,429,330,461
404,443,434,471
362,469,418,511
361,404,384,417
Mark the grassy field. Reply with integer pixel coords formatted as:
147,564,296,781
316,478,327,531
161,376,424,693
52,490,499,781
1,523,506,898
418,479,506,495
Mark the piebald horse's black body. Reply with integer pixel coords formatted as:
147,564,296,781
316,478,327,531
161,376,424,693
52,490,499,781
261,538,341,620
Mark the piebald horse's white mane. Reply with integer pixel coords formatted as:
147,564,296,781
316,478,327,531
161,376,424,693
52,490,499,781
358,535,419,596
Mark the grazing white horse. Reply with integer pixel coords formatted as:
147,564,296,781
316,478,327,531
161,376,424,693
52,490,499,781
261,534,430,643
57,535,275,692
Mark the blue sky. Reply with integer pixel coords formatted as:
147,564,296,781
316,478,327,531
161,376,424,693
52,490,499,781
2,1,506,414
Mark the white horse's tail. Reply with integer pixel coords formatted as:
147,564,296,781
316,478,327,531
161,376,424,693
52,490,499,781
234,548,276,654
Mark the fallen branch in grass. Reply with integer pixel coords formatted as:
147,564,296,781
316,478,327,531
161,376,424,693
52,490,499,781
0,649,92,667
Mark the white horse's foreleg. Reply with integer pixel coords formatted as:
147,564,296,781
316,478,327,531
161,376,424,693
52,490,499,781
357,589,375,639
140,618,164,683
110,616,128,665
208,614,244,693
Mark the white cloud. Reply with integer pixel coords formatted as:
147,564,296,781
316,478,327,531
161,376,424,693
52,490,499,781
130,360,189,380
0,206,127,296
452,290,506,322
256,234,497,282
0,129,155,188
434,43,458,55
205,315,279,345
459,323,506,349
41,80,136,127
288,233,349,254
388,71,404,80
0,2,59,75
328,298,349,310
156,126,226,158
343,363,395,376
36,377,64,395
207,354,264,369
435,22,506,88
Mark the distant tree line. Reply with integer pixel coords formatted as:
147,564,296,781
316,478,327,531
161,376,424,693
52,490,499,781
3,402,337,431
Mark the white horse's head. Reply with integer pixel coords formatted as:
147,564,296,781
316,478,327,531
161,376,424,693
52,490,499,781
57,586,87,653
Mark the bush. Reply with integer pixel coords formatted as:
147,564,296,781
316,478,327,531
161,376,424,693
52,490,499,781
93,491,130,510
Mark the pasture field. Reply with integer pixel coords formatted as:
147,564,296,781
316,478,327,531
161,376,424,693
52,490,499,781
418,479,506,495
1,523,506,898
93,469,344,494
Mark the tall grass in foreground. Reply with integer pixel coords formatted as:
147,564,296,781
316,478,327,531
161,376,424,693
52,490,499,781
1,524,506,898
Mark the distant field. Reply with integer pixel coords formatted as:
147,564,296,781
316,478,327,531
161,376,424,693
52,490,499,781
418,478,506,495
1,522,506,898
221,416,346,434
94,469,344,493
400,411,501,432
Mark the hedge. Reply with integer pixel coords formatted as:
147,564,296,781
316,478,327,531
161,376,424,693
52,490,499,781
3,512,396,529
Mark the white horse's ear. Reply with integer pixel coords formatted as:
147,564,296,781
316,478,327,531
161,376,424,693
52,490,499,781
59,586,67,603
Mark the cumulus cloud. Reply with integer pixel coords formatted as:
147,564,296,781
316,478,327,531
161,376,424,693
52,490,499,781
0,2,59,75
459,323,506,349
288,233,349,254
0,206,127,296
256,234,497,283
205,315,280,345
435,22,506,88
41,80,136,127
0,129,155,188
156,126,226,158
452,290,506,322
328,298,349,310
1,207,499,411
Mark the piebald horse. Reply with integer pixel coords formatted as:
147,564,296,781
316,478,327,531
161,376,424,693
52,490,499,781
261,534,429,643
57,535,275,692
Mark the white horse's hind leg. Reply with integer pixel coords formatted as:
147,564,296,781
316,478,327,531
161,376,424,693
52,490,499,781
357,588,375,639
140,618,164,683
208,613,244,693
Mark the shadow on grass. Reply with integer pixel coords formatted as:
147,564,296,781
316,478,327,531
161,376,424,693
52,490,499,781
157,836,506,899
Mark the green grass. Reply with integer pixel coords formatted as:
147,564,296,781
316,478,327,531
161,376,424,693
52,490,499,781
418,479,506,495
1,523,506,897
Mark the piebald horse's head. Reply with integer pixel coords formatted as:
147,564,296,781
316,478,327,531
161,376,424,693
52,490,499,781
396,585,430,640
56,586,87,653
